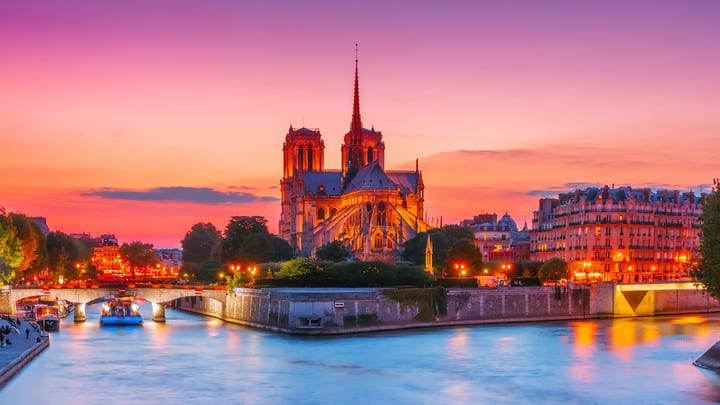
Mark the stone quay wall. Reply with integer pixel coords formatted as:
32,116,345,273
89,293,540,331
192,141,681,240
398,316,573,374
174,281,719,335
0,318,50,387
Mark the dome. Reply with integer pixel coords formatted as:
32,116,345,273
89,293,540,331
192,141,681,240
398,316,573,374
499,213,518,232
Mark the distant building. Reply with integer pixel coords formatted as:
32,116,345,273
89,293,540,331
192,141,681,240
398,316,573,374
156,248,182,269
30,217,50,235
530,185,704,283
70,233,118,247
92,245,123,281
462,212,529,263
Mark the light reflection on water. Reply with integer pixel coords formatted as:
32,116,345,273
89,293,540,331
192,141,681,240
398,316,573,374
2,303,720,404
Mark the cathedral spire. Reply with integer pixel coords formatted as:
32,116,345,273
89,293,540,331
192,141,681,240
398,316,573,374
350,43,362,137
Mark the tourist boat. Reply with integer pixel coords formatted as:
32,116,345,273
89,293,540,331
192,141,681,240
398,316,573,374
31,304,61,332
21,298,73,319
100,297,143,326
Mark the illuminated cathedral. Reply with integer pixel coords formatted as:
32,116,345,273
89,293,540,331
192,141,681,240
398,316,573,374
279,54,430,261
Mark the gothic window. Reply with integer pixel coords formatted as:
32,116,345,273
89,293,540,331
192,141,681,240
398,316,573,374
373,232,383,249
317,208,325,220
367,145,374,163
298,146,304,171
376,202,387,226
387,233,394,249
307,146,313,170
330,208,337,218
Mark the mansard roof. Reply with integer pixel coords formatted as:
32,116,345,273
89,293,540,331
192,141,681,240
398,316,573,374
557,186,702,206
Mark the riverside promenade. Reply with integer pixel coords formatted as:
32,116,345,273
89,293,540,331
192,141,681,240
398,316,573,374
0,316,49,387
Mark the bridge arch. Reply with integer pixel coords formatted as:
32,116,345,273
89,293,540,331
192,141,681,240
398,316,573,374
1,288,227,323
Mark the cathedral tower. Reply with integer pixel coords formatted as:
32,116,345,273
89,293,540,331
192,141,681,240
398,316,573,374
283,126,325,178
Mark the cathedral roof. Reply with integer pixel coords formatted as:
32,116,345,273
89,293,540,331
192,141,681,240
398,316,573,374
345,162,396,192
386,171,419,195
302,171,343,195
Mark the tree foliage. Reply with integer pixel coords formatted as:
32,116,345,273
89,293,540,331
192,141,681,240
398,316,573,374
0,212,23,285
444,238,484,276
315,241,350,262
180,216,292,281
402,225,476,271
696,179,720,300
217,216,291,264
538,258,569,282
276,258,322,281
46,232,82,280
181,222,221,264
120,241,158,269
269,258,433,287
8,213,45,276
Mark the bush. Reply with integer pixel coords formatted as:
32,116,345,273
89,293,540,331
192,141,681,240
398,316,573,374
315,241,351,262
538,258,569,282
266,259,434,287
276,258,326,282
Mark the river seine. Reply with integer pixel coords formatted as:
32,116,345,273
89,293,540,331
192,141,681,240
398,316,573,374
2,302,720,404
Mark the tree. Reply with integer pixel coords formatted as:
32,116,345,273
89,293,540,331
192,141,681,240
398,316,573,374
444,239,484,276
216,216,292,264
696,179,720,299
181,222,221,264
315,241,350,262
46,232,81,280
276,258,324,281
218,216,270,263
8,213,45,278
120,241,158,279
0,212,23,285
402,225,475,271
538,258,569,282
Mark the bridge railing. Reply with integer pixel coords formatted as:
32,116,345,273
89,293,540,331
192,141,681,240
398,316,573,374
10,284,227,291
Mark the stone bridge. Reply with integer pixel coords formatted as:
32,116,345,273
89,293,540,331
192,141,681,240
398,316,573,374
0,287,227,322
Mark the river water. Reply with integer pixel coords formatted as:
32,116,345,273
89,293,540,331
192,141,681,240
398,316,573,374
2,302,720,404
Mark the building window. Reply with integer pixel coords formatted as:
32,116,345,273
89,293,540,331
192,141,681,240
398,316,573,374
317,208,325,220
373,233,383,249
298,146,304,170
367,145,374,163
307,146,313,170
330,208,337,217
376,202,387,226
387,233,394,249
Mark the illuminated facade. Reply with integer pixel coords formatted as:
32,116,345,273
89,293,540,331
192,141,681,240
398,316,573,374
279,55,429,260
92,245,124,280
531,186,704,283
461,213,530,263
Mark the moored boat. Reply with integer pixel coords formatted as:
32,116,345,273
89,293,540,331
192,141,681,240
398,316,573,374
100,297,143,326
31,304,61,332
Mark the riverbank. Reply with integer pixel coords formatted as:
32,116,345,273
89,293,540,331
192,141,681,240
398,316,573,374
0,317,49,387
174,282,720,335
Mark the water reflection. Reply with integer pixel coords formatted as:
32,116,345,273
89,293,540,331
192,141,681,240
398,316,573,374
2,308,720,404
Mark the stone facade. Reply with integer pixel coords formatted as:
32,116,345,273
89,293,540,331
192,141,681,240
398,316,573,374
175,282,720,335
531,185,704,282
279,56,429,260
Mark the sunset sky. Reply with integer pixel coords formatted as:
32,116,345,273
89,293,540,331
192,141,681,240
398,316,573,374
1,1,719,247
